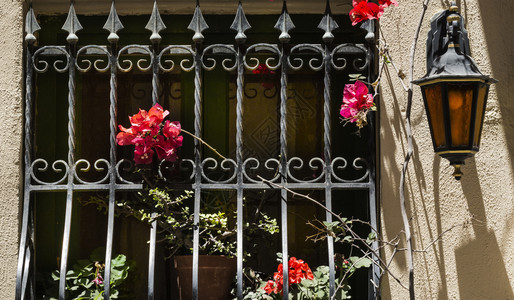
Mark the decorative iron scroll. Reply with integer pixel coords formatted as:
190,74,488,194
17,1,379,300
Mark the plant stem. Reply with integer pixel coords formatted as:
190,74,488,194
180,128,227,160
401,1,431,299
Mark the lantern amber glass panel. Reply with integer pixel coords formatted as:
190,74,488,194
423,84,446,148
448,83,473,147
473,84,488,147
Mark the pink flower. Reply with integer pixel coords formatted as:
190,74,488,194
117,104,182,165
92,273,103,285
340,80,374,126
379,0,399,8
163,121,182,140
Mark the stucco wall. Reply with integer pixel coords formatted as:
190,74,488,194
0,0,24,298
2,0,513,299
379,0,514,299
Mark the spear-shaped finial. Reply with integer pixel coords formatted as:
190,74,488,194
187,0,209,44
230,1,251,44
317,0,339,43
62,0,83,44
25,4,40,45
145,0,166,44
103,1,124,44
274,0,295,43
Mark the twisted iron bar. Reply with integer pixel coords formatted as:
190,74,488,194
103,42,119,298
58,43,77,300
16,30,37,299
192,45,203,300
278,41,290,300
235,44,246,299
323,42,337,296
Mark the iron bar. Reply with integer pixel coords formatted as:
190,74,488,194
28,182,371,192
145,2,165,297
279,29,289,300
323,44,336,297
58,3,83,298
319,0,338,295
192,36,203,300
235,37,246,300
366,22,381,299
59,42,76,300
16,6,39,299
102,1,123,296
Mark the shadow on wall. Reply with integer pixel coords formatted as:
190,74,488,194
379,65,429,299
477,1,514,176
455,161,514,299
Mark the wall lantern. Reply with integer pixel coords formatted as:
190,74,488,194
413,2,497,180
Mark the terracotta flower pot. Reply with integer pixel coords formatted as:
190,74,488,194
174,255,237,300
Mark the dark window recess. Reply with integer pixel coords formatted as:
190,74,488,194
18,1,379,299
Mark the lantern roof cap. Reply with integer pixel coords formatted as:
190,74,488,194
413,46,497,86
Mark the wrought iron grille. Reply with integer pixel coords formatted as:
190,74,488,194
18,0,379,299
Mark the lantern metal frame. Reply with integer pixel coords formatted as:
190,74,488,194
413,2,497,179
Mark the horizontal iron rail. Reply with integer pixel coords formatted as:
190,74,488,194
27,182,371,191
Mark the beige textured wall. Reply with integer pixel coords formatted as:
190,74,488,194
2,0,513,299
0,0,24,298
379,0,514,299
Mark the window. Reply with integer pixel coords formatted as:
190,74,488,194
18,1,379,299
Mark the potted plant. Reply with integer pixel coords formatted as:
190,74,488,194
85,104,279,299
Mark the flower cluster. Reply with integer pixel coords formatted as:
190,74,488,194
349,0,398,26
252,63,276,89
340,80,375,128
116,104,183,164
263,257,314,295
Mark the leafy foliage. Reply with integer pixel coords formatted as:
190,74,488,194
84,186,278,257
240,254,371,300
41,247,134,300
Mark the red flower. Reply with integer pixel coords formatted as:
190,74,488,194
350,1,384,26
117,104,182,165
252,63,276,89
116,125,138,146
263,257,314,295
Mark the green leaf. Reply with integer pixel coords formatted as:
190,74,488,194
111,254,127,267
51,272,60,281
342,235,354,243
349,256,372,269
348,74,367,82
366,232,376,244
300,278,316,288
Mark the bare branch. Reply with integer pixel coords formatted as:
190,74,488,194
181,128,227,160
400,1,432,299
